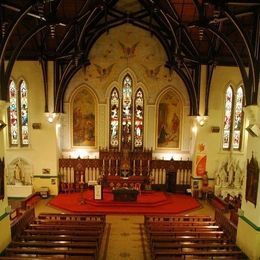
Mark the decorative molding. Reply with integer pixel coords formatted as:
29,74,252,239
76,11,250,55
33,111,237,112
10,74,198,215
33,175,58,179
0,212,9,221
243,105,260,125
239,215,260,232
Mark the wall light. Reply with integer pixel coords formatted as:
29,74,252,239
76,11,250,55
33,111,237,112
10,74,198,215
196,116,208,127
0,120,7,130
45,112,57,123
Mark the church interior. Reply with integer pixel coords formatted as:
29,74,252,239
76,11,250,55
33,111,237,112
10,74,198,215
0,0,260,259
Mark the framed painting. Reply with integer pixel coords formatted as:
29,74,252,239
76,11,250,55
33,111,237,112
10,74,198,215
72,88,96,147
0,158,5,200
246,153,259,207
157,90,181,149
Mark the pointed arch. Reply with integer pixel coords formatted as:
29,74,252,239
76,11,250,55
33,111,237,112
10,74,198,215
8,80,18,146
19,80,29,146
121,74,133,149
109,87,120,148
232,85,244,150
134,88,144,149
222,85,234,150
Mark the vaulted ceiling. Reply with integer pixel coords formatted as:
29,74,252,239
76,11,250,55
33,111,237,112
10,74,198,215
0,0,259,113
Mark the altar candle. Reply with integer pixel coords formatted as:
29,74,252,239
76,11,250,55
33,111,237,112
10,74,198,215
109,159,111,167
140,160,142,167
80,174,83,183
133,160,135,169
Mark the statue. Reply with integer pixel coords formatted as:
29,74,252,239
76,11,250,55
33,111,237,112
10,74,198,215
14,163,23,184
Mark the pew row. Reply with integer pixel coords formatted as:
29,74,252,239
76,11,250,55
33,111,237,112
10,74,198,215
144,214,248,260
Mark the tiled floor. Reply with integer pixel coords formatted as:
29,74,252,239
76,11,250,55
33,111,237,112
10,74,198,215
11,196,216,260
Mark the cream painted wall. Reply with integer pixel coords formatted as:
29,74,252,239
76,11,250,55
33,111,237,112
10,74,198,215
0,104,11,252
197,66,247,178
4,61,60,194
237,217,260,260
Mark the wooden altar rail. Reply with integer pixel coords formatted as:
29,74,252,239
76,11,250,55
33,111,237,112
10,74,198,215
11,207,35,239
215,208,237,242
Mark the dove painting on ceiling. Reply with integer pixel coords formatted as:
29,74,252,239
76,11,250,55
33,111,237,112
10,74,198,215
142,64,162,80
119,41,139,59
94,64,114,81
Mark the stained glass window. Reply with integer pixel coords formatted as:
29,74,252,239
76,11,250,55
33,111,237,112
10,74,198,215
134,89,144,148
222,86,233,149
8,79,29,147
121,75,132,148
20,80,29,146
109,88,120,148
233,86,244,150
8,80,18,146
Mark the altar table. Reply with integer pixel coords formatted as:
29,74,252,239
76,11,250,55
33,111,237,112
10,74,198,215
112,188,139,202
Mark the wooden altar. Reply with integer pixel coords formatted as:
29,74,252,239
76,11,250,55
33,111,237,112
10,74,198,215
59,148,192,193
112,188,139,202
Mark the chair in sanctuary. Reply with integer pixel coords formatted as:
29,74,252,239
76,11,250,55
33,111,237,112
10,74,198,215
60,182,69,193
201,171,214,199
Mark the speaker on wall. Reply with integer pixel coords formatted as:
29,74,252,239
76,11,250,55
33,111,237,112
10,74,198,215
246,124,260,137
32,123,42,129
211,126,220,133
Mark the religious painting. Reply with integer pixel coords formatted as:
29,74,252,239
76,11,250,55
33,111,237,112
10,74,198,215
72,88,95,147
0,158,4,200
157,90,181,149
196,155,207,176
246,153,259,207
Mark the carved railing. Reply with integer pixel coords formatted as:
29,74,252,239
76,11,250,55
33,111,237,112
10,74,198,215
215,208,237,242
11,207,35,239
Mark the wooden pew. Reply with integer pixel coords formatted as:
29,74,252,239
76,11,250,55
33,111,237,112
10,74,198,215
28,223,104,232
38,213,106,223
18,234,101,243
147,225,221,232
144,214,248,259
23,228,102,235
33,218,105,226
153,249,248,259
144,215,213,225
146,220,216,227
10,240,98,249
148,230,225,238
5,247,97,259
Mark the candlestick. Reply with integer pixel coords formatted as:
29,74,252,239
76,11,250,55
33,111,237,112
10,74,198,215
116,160,118,176
140,160,142,176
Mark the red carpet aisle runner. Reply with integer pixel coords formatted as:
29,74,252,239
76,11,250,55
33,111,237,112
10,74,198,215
49,190,201,214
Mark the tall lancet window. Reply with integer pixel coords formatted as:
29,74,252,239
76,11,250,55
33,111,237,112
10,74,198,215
121,75,133,148
222,85,233,150
8,79,29,147
20,81,29,146
8,80,19,146
233,86,244,150
109,88,120,148
134,88,144,148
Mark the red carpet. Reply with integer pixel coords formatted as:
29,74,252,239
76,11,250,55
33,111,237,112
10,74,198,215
49,190,201,215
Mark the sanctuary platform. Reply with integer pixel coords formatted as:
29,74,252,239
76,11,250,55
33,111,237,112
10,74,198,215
49,189,201,215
